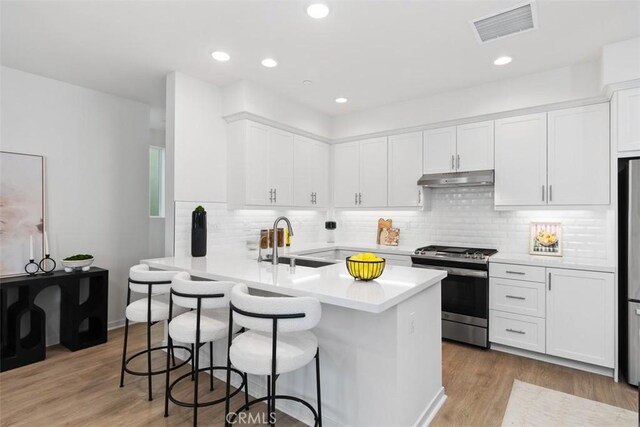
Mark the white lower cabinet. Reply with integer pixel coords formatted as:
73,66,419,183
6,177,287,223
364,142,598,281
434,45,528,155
490,263,614,368
490,310,546,353
546,268,614,368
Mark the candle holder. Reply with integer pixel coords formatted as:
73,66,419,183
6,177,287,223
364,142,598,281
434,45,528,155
24,259,40,276
38,255,56,276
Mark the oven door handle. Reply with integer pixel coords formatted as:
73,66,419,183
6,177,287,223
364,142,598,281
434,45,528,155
416,264,488,278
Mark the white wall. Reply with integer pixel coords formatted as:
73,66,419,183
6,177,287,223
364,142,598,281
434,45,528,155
331,61,602,140
601,37,640,88
1,66,159,342
170,72,227,203
222,80,332,139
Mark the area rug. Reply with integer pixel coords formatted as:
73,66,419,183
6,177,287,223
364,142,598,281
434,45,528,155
501,380,638,426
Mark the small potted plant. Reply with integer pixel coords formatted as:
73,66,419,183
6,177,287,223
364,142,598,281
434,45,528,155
191,205,207,257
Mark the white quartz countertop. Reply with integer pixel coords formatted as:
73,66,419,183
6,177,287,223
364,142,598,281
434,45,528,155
141,247,445,313
489,252,616,273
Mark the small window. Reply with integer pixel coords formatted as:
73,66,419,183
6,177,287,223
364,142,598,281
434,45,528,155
149,146,165,217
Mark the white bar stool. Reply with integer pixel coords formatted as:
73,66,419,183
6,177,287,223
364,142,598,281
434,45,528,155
119,264,191,401
164,272,247,426
224,283,322,427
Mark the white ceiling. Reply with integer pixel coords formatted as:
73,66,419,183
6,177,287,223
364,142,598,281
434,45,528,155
2,1,639,116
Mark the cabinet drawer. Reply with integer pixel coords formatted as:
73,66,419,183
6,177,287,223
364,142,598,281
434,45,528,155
490,263,546,283
490,310,545,353
490,278,545,318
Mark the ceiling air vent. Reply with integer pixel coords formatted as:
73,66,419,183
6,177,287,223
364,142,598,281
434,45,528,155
471,2,537,43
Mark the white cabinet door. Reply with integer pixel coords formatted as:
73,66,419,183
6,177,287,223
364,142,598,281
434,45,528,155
388,132,423,207
548,104,610,205
456,120,494,172
245,122,271,205
423,126,456,174
268,129,294,206
333,142,360,208
495,113,547,206
546,268,614,368
310,141,330,207
617,88,640,153
359,137,388,207
293,136,313,207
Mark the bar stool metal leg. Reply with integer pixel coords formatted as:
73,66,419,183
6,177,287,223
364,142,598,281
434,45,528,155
316,349,322,427
209,341,214,391
146,287,153,401
119,288,131,388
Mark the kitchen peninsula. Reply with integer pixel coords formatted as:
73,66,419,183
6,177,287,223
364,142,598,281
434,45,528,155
142,246,447,426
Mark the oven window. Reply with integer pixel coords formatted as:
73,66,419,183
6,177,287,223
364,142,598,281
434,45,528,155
441,274,488,320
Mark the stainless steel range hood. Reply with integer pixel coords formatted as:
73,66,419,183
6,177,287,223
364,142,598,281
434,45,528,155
417,170,494,187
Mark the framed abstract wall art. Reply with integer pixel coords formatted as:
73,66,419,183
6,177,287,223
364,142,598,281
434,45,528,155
0,151,45,276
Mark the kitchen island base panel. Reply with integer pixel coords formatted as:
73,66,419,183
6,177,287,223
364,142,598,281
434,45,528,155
175,282,444,426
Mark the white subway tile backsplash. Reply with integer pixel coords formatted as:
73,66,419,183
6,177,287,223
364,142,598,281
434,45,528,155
174,187,613,262
334,187,613,260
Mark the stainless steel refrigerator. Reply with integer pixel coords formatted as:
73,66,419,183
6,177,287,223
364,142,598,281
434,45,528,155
620,158,640,385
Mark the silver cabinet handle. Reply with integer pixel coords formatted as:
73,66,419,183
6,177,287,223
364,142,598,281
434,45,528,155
418,190,421,205
313,192,317,204
451,155,455,171
355,192,358,205
506,328,525,335
358,192,362,205
506,295,526,300
311,192,314,204
269,188,274,203
549,185,553,202
505,270,525,275
273,188,276,203
457,154,460,170
542,185,545,202
548,272,551,291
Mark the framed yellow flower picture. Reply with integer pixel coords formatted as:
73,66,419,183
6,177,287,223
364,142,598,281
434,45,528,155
530,222,562,257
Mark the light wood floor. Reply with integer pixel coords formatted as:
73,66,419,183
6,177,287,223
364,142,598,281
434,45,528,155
0,325,637,426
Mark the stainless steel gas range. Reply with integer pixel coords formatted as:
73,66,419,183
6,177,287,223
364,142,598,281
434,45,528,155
411,245,498,348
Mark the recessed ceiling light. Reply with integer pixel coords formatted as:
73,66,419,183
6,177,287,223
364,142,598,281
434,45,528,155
261,58,278,68
307,3,330,19
335,97,348,104
494,56,512,65
211,51,230,62
303,80,313,85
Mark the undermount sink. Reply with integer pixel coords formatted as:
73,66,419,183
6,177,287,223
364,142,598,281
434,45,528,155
262,256,335,268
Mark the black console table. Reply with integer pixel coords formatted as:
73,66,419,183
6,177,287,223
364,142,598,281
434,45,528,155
0,268,109,372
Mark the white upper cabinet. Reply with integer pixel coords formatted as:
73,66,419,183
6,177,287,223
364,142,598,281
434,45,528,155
616,87,640,153
228,120,325,208
388,132,423,207
268,128,294,206
244,122,271,206
495,113,548,206
358,137,388,207
333,137,388,208
456,120,495,172
333,142,360,208
423,122,494,174
548,103,610,206
423,126,456,174
546,268,614,368
293,136,329,207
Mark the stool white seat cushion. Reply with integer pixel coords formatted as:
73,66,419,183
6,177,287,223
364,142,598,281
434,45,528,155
126,297,170,322
169,308,238,344
230,330,318,376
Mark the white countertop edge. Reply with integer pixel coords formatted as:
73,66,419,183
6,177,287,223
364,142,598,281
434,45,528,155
141,258,446,314
489,254,616,273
